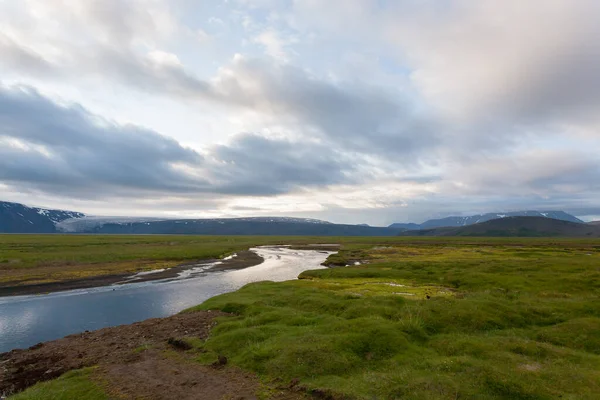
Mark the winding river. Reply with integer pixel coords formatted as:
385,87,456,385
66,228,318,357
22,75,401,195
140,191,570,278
0,246,333,353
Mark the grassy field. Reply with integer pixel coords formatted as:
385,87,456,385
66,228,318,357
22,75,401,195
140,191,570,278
0,234,331,286
187,238,600,399
7,236,600,399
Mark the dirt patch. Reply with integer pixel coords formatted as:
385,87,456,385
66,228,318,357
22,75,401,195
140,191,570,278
206,250,263,272
0,310,305,399
518,363,542,372
100,356,268,400
0,250,263,297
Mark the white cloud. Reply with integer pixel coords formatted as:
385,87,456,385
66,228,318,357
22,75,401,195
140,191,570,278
253,29,297,61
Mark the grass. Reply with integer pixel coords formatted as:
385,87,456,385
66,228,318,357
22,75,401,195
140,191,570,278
8,368,108,400
0,234,331,286
185,238,600,399
4,236,600,398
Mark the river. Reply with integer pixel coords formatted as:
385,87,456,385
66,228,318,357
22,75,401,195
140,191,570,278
0,246,333,353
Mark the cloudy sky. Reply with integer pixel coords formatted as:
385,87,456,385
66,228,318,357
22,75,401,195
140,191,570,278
1,0,599,225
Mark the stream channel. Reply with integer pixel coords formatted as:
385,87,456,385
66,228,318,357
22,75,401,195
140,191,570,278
0,246,334,353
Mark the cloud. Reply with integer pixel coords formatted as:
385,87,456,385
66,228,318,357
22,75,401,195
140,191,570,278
386,0,600,129
0,6,439,165
206,133,358,195
0,35,58,77
208,56,439,161
0,85,206,197
1,0,599,223
0,85,361,200
253,29,298,61
446,150,600,197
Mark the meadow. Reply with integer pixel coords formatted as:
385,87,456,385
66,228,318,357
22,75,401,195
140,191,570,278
0,234,323,286
6,236,600,399
190,238,600,399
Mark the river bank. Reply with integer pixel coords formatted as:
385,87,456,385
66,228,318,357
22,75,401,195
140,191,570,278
0,250,263,297
0,310,305,400
0,246,335,353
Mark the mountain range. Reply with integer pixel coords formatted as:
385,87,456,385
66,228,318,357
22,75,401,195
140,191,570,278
0,201,399,236
389,211,582,230
399,216,600,237
0,200,593,237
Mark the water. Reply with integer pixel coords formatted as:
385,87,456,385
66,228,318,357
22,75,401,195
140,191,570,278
0,246,333,353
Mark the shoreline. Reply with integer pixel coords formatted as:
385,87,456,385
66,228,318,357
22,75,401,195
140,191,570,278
0,250,264,298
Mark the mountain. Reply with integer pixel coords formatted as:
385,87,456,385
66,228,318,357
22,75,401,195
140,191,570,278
0,201,85,233
76,218,400,236
0,201,402,236
389,210,582,230
400,216,600,237
588,221,600,226
388,223,421,230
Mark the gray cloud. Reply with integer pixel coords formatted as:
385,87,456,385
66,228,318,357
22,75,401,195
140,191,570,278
0,85,207,197
74,53,437,163
207,133,358,195
82,46,212,99
0,85,360,199
0,26,439,164
445,151,600,198
385,0,600,131
0,35,58,77
209,58,439,159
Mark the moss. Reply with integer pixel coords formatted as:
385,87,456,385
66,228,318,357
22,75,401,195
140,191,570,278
185,239,600,399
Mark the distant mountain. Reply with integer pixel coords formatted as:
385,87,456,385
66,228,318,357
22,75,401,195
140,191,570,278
0,201,85,233
588,221,600,226
78,218,400,236
420,211,582,228
389,210,582,230
400,216,600,237
388,223,421,230
0,201,401,236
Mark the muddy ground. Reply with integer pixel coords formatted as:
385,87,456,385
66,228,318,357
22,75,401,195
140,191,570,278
0,250,263,297
0,310,307,400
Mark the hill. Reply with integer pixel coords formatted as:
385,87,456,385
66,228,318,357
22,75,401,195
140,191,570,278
0,201,85,233
389,210,582,229
400,216,600,237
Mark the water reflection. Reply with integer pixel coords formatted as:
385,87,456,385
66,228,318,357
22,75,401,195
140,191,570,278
0,246,333,353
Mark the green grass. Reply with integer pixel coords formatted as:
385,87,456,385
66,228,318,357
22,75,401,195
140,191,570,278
8,368,107,400
0,234,332,285
186,238,600,399
4,236,600,398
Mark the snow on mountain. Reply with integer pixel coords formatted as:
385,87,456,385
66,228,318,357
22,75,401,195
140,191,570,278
390,211,583,230
0,201,85,233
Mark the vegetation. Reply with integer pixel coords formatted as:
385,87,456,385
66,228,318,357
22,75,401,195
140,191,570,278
8,368,107,400
186,238,600,399
4,236,600,398
0,234,326,286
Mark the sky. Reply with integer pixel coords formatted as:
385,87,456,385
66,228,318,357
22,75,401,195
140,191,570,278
1,0,599,226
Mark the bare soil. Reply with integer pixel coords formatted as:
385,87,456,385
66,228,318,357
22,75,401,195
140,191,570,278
0,310,306,399
0,250,263,297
